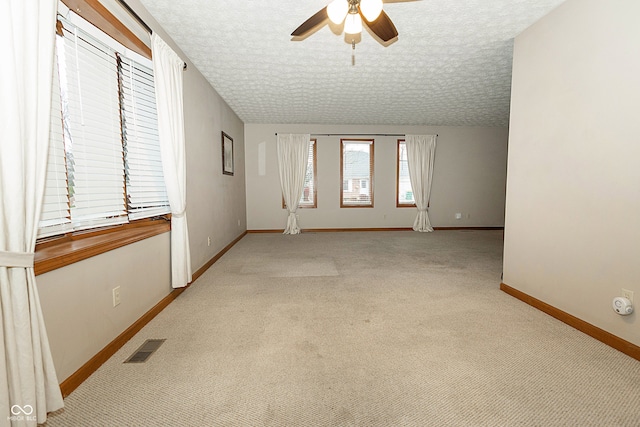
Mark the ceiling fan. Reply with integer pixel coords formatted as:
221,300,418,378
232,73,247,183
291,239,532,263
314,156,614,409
292,0,399,43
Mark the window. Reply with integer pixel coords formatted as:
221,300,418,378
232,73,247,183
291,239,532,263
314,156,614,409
397,139,415,207
283,139,317,209
38,11,169,238
340,139,374,207
299,139,317,208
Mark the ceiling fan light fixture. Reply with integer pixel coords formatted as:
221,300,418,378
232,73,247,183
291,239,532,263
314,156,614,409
344,12,362,35
359,0,383,22
327,0,349,25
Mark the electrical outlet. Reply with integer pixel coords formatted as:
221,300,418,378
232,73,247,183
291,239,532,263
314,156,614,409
207,236,211,247
237,219,241,227
622,289,634,303
455,213,462,220
112,287,121,307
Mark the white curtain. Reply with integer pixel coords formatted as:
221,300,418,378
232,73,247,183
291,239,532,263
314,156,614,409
277,134,311,234
406,135,437,232
0,0,64,424
151,34,192,288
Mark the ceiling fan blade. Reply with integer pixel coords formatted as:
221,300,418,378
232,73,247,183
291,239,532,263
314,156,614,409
291,7,328,37
361,9,398,42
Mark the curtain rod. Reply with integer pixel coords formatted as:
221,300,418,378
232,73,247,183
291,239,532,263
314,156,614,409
115,0,187,70
275,133,438,137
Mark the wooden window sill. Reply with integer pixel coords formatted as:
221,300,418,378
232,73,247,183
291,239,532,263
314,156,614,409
35,219,170,276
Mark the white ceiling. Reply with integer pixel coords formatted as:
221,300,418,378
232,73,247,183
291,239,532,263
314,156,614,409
138,0,565,127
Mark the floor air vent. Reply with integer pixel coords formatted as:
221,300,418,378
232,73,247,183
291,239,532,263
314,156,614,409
124,339,166,363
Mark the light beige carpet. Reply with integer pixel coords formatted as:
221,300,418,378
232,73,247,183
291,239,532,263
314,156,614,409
45,231,640,426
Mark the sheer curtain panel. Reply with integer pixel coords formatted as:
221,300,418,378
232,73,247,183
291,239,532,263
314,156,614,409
151,33,192,288
406,135,437,232
0,0,64,424
277,134,311,234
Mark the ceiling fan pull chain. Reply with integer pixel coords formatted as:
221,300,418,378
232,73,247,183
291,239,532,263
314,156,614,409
351,39,356,66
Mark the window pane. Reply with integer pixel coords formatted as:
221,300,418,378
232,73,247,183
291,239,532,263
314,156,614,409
341,140,373,207
59,22,128,230
120,57,170,220
397,140,415,206
298,139,316,208
38,11,169,238
38,57,73,238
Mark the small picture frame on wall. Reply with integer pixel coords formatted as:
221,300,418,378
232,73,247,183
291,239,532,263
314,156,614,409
222,131,234,176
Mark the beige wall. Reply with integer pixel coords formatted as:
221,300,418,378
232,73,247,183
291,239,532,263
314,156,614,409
503,0,640,345
183,59,246,271
38,234,171,381
245,124,508,230
39,0,246,382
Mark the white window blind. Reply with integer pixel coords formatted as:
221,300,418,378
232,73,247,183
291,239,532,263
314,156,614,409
120,57,169,220
397,140,415,205
61,25,128,230
341,140,374,207
38,12,169,237
39,62,73,238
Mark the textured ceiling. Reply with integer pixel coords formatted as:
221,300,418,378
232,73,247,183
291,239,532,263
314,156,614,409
138,0,565,126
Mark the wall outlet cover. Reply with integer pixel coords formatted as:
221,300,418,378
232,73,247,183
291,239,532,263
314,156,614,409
112,287,121,307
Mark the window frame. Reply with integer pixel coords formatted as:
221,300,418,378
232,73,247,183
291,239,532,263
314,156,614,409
340,139,374,208
396,139,416,208
61,0,151,59
35,0,169,276
282,138,317,209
